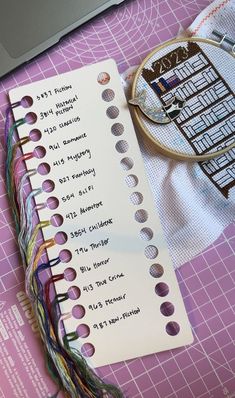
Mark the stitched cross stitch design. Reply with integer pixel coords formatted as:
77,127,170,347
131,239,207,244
142,42,235,198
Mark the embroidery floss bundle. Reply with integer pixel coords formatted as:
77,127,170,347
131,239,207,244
5,107,124,398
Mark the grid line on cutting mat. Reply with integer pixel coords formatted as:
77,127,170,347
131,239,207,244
0,1,234,397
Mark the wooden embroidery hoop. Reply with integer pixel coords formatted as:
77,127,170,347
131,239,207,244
131,36,235,161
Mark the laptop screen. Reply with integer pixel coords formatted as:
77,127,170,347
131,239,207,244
0,0,111,58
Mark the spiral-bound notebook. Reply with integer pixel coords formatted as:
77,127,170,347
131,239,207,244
9,59,193,367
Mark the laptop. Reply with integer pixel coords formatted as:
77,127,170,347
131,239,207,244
0,0,124,78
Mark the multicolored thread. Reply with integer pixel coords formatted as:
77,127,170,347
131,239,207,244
5,107,124,398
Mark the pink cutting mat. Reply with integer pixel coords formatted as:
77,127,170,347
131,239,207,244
0,0,235,397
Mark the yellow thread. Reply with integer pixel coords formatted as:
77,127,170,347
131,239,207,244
26,221,51,263
32,238,56,272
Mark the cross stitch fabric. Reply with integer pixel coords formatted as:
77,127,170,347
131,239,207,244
121,0,235,268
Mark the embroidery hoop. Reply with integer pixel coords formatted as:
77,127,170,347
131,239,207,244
130,36,235,161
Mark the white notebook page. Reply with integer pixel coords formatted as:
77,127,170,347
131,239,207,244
9,59,193,367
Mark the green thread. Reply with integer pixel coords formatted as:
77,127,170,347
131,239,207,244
5,115,125,398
